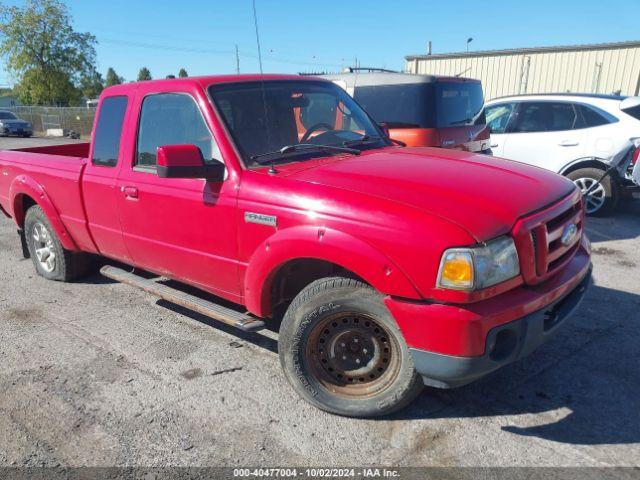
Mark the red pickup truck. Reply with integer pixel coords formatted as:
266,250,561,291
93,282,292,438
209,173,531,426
0,75,592,417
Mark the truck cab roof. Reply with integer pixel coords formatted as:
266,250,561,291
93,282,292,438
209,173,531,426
101,74,323,96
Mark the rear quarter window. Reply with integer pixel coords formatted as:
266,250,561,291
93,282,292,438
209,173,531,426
622,103,640,121
92,96,128,167
578,104,618,127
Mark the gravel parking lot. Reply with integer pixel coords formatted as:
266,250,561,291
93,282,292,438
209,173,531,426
0,136,639,467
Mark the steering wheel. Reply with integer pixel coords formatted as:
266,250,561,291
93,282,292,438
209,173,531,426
300,122,334,143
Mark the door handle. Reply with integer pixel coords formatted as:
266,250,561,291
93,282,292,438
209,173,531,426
490,143,499,148
122,186,139,199
558,141,579,147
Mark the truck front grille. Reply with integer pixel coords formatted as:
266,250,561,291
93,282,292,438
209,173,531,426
513,190,584,285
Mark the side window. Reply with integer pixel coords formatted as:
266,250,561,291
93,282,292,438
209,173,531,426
92,96,128,167
485,103,515,134
136,93,220,168
579,104,616,127
513,102,578,133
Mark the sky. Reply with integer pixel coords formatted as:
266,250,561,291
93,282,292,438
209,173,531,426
1,0,639,86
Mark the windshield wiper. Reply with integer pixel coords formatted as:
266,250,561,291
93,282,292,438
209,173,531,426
343,135,384,147
251,143,360,164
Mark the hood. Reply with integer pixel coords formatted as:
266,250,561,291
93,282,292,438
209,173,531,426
281,147,575,241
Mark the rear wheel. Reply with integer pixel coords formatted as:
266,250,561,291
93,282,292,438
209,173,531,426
567,167,618,216
279,277,423,417
24,205,91,281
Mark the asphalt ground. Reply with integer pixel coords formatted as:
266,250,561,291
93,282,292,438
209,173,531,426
0,135,639,468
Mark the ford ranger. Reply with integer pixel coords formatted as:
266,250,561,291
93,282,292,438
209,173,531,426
0,75,592,417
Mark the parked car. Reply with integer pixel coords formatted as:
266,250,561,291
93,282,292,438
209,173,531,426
485,94,640,215
0,110,32,138
322,70,492,153
0,75,591,417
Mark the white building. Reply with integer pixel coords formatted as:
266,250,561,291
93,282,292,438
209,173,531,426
405,41,640,100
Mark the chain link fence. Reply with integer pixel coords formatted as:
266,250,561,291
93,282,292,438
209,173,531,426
3,106,96,138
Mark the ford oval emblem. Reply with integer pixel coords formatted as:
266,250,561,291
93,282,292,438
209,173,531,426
561,224,578,246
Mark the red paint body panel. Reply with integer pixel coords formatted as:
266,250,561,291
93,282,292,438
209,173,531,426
0,74,591,358
0,149,94,252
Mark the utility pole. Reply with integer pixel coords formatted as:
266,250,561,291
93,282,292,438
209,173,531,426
235,44,240,74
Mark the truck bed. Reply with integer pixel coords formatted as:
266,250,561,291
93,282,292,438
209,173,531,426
0,143,90,250
13,142,90,158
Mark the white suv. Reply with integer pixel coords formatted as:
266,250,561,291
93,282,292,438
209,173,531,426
485,94,639,215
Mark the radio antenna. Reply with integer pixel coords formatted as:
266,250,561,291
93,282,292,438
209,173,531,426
252,0,265,75
251,0,273,169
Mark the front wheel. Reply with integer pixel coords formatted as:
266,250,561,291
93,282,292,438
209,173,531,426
567,167,619,216
278,277,423,417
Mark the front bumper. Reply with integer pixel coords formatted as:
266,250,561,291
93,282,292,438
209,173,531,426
385,239,592,388
1,125,32,136
410,267,591,388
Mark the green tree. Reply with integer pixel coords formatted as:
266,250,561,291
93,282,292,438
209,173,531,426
105,67,123,87
79,70,104,99
14,67,81,106
0,0,98,105
178,68,188,78
137,67,152,82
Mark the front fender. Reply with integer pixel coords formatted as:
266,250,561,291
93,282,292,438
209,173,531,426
10,175,79,251
243,225,421,317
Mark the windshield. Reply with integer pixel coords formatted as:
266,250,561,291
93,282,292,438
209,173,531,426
353,81,485,129
0,111,17,120
209,80,386,166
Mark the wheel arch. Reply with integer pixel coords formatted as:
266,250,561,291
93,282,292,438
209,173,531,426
243,225,421,318
559,157,609,176
10,175,79,251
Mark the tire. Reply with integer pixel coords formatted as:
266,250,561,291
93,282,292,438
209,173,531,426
278,277,423,417
567,167,619,216
24,205,91,281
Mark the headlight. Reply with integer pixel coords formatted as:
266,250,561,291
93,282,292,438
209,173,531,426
437,236,520,290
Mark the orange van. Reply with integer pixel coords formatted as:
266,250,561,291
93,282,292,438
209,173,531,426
323,70,492,153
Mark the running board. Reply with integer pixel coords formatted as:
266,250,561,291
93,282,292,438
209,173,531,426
100,266,265,332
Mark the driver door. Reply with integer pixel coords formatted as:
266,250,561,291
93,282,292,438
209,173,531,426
117,89,242,301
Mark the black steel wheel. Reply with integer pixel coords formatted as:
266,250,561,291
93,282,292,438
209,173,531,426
279,277,423,417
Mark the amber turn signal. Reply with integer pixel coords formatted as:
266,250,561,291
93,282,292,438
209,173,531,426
438,251,474,290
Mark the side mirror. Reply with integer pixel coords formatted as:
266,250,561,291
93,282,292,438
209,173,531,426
379,122,391,138
157,144,225,182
